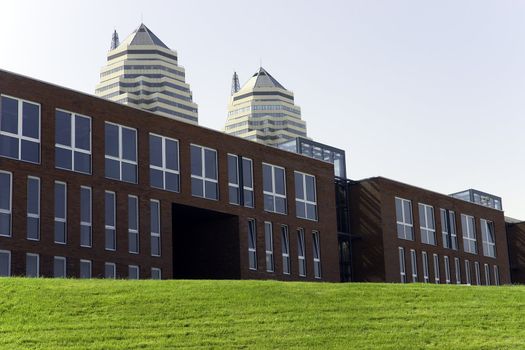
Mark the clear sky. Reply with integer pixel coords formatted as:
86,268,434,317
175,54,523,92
1,0,524,219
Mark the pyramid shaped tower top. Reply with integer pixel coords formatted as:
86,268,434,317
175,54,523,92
117,23,170,50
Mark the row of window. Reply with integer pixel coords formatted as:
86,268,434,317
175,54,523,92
0,95,318,221
395,197,496,258
0,172,161,256
0,250,161,279
247,220,321,279
398,247,500,285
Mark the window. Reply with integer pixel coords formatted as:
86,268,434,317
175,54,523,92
263,163,287,214
281,225,290,275
150,200,161,257
248,219,257,270
105,191,116,251
53,256,66,278
0,250,11,276
484,264,490,285
191,144,218,200
422,251,429,283
454,257,461,284
297,229,306,277
264,222,274,272
0,95,40,163
55,110,91,174
129,265,139,279
128,195,139,254
80,186,92,247
228,154,254,207
440,209,458,250
444,256,451,284
26,177,40,241
465,260,471,285
494,265,500,286
399,247,406,283
151,268,161,280
295,172,317,221
105,122,137,183
105,262,116,279
461,214,477,254
474,262,481,286
0,171,12,237
433,254,440,284
481,219,496,258
80,259,91,279
26,253,39,277
54,182,67,244
313,231,322,279
149,133,179,192
410,249,418,282
419,204,436,245
395,197,414,240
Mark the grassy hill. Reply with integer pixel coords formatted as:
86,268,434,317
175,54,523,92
0,278,524,349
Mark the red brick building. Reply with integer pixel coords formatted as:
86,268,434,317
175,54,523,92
0,69,340,281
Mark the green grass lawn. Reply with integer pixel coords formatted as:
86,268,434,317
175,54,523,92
1,279,524,349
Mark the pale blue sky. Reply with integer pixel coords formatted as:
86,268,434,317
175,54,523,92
1,0,524,219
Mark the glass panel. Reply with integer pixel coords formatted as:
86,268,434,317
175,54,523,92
403,201,412,223
128,197,138,231
21,140,39,163
295,173,304,199
55,111,71,146
122,163,137,183
229,186,240,205
26,255,38,277
105,229,115,250
105,193,115,226
27,178,39,214
105,158,120,180
149,135,162,167
305,175,316,202
191,178,203,197
80,261,91,278
0,213,10,236
151,236,160,256
395,199,403,222
150,168,164,189
165,172,179,192
190,145,202,176
0,252,9,276
264,194,274,212
306,203,316,220
121,128,137,161
55,147,72,170
75,115,91,151
74,152,91,174
165,139,179,170
22,102,39,139
263,164,272,192
244,190,254,208
205,181,218,199
54,222,66,243
129,232,139,253
104,123,119,157
54,183,65,219
228,155,238,184
275,197,286,214
0,134,19,159
54,258,66,278
1,96,18,133
296,202,306,218
150,201,160,234
105,264,115,279
0,173,11,210
204,149,217,180
80,226,91,246
242,159,253,188
274,168,285,195
27,217,39,240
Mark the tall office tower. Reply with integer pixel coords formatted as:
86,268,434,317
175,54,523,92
225,67,307,146
96,23,198,124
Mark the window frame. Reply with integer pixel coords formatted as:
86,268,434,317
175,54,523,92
433,253,440,284
53,256,67,278
149,133,180,192
0,249,11,276
80,186,92,248
454,257,461,284
0,170,12,237
80,259,92,279
297,228,307,277
129,265,140,280
151,267,162,280
294,171,318,221
465,260,471,285
281,225,290,275
247,219,257,270
150,199,161,257
104,122,138,183
493,265,500,286
54,181,67,244
395,197,414,240
422,251,429,283
440,208,458,250
312,231,322,279
399,247,406,283
264,221,274,272
55,108,92,174
484,263,490,285
444,256,451,284
190,144,219,200
128,195,140,254
263,163,287,215
26,253,40,278
461,214,477,254
26,176,40,241
418,203,436,245
474,261,481,286
480,219,496,258
105,262,116,279
105,191,116,251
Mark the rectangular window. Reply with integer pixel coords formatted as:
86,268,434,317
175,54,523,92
264,222,274,272
312,231,322,279
295,172,317,221
395,197,414,240
461,214,477,254
26,176,40,241
80,186,92,247
474,262,481,286
440,209,458,250
481,219,496,258
281,225,290,275
191,144,218,200
399,247,406,283
151,268,162,280
55,109,91,174
105,262,116,279
80,259,91,279
422,251,429,283
419,203,436,245
105,122,137,183
484,263,490,285
454,257,461,284
465,260,471,285
248,219,257,270
263,163,287,214
53,256,66,278
105,191,116,251
433,254,440,284
297,229,306,277
0,250,11,276
129,265,139,280
227,155,254,208
0,171,12,237
150,200,161,257
493,265,500,286
0,95,40,163
54,181,67,244
128,195,139,254
26,253,39,277
149,133,179,192
410,249,418,282
444,256,451,284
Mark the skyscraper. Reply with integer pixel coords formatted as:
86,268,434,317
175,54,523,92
96,23,198,124
224,67,307,146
